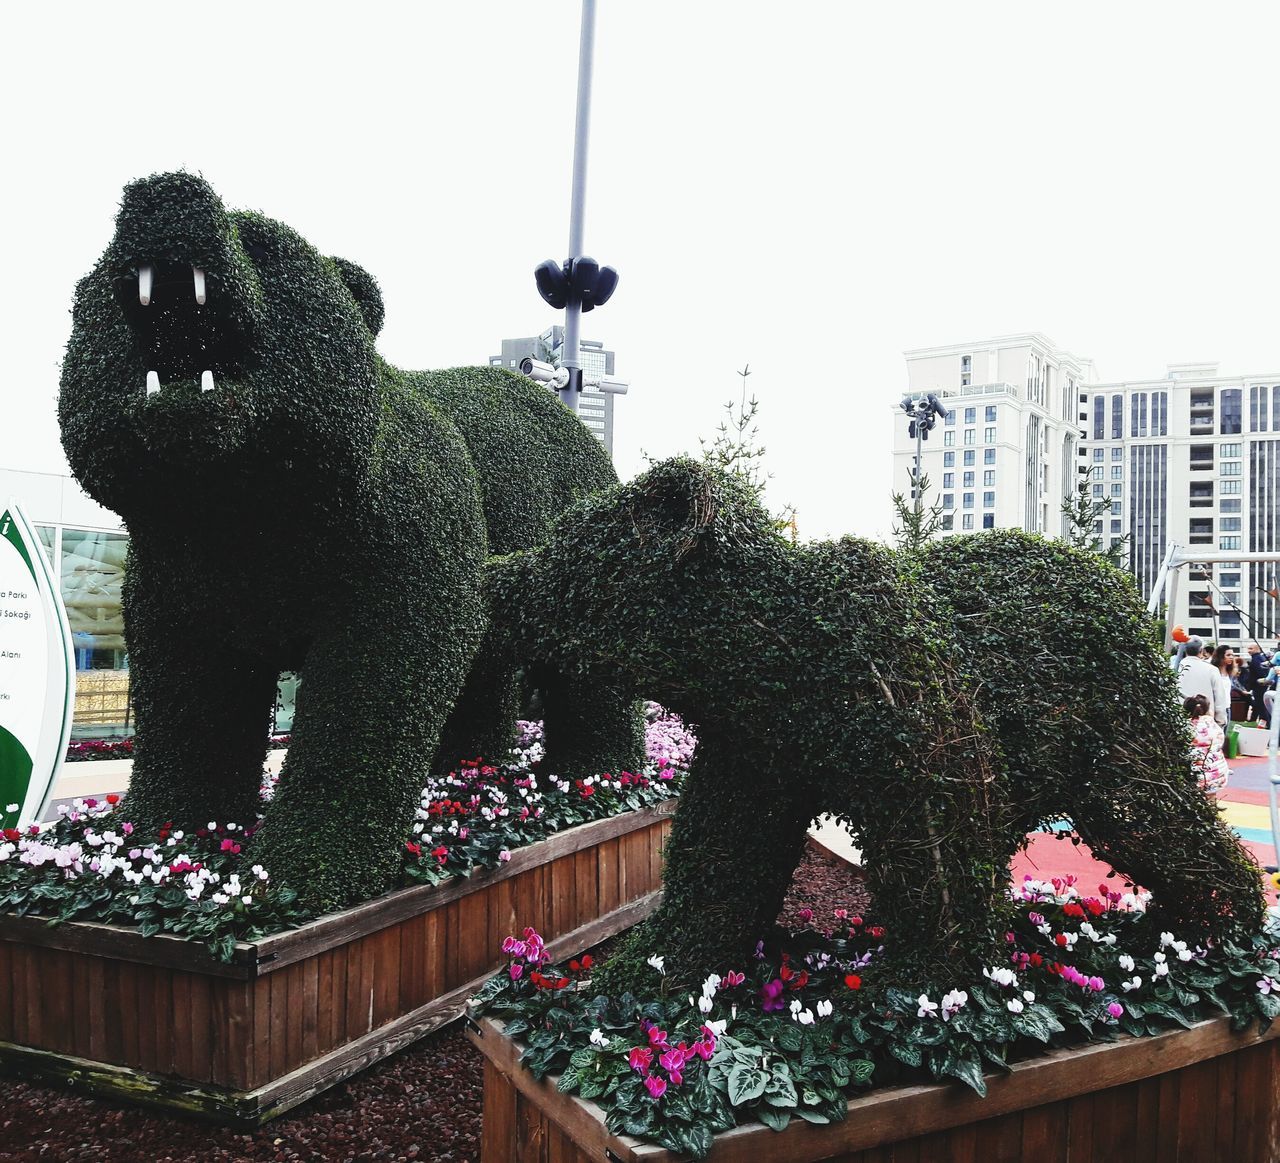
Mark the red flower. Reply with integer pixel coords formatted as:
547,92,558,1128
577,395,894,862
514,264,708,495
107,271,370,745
105,794,120,805
867,925,885,939
431,846,448,864
580,954,593,971
844,974,862,990
1054,933,1069,947
1029,953,1043,968
789,969,810,991
405,841,422,857
1062,902,1085,919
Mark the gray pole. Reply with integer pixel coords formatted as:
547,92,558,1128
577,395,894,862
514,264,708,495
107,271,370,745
913,422,924,521
559,0,597,416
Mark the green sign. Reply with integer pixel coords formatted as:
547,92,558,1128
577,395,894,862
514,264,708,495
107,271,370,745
0,502,74,830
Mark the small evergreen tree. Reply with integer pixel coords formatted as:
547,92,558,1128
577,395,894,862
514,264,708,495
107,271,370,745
891,471,947,553
1062,479,1131,569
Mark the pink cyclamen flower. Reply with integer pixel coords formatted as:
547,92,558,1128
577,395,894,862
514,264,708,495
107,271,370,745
760,979,786,1013
498,849,511,863
508,962,523,981
1259,978,1276,995
798,908,813,924
121,822,134,835
629,1046,653,1072
647,1026,669,1049
644,1075,667,1100
1107,1002,1124,1018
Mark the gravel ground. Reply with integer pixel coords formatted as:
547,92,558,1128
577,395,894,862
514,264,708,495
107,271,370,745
0,846,866,1162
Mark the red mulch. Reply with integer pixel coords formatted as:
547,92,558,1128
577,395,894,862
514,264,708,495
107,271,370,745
0,846,867,1162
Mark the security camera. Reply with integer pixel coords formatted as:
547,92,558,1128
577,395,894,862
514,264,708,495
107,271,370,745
519,358,571,390
590,376,629,395
926,393,949,419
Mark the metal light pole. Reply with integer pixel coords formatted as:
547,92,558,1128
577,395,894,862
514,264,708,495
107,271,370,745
530,0,619,412
899,394,948,516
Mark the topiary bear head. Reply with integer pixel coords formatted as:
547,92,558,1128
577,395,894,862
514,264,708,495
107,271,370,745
490,458,825,729
59,172,387,515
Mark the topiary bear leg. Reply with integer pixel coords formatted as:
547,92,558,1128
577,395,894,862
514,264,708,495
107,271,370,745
247,592,483,913
433,632,520,772
1071,775,1265,944
539,667,645,780
122,619,277,832
594,735,821,994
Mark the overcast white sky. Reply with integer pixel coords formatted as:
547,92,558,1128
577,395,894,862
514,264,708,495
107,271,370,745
3,1,1279,541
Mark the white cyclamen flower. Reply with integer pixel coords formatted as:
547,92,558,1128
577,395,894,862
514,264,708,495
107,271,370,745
794,1009,815,1026
816,999,833,1018
698,995,714,1015
589,1029,608,1047
1118,954,1135,972
940,989,968,1020
1007,998,1025,1014
646,954,665,975
917,994,939,1018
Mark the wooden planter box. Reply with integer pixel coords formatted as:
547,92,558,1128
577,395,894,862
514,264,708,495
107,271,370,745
0,801,674,1125
467,1012,1280,1162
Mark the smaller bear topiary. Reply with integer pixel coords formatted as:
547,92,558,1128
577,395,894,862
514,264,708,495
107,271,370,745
488,458,1264,990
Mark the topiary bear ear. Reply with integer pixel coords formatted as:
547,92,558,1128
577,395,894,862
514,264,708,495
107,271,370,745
626,459,723,562
330,256,385,337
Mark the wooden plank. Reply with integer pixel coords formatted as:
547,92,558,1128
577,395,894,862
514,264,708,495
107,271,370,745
170,971,193,1079
268,966,288,1080
596,837,621,917
0,937,12,1042
573,850,598,932
221,979,255,1090
1154,1067,1179,1159
301,953,321,1062
103,957,129,1066
133,964,158,1071
550,854,578,940
442,901,461,995
85,954,106,1063
457,882,490,985
285,964,305,1072
315,950,335,1056
1132,1074,1160,1163
517,1086,549,1162
481,1056,518,1163
42,949,74,1056
250,977,271,1091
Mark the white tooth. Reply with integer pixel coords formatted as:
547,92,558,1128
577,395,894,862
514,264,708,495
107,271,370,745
146,371,160,396
139,265,153,306
201,370,215,392
193,267,206,305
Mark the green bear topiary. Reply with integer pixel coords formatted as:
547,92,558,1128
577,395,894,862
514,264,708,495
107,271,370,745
58,172,641,911
488,457,1264,990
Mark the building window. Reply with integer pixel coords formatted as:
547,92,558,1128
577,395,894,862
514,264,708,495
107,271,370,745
964,407,976,424
942,494,954,509
983,491,995,507
1221,462,1241,476
1093,484,1104,498
1221,388,1242,435
963,471,974,487
1153,391,1168,436
983,448,995,465
943,451,955,467
983,470,995,486
1111,519,1122,533
1112,446,1123,461
1221,498,1241,513
1220,536,1242,550
984,426,997,443
963,493,974,509
985,405,996,422
1111,483,1122,497
961,355,972,373
941,514,954,530
1111,394,1123,439
1092,466,1104,481
982,513,994,529
963,429,975,445
1221,443,1241,458
944,431,955,446
963,450,975,466
945,409,956,426
1094,521,1104,535
961,374,971,386
1221,517,1242,531
943,473,954,488
1093,396,1105,440
1093,448,1105,462
1220,572,1241,587
962,513,974,530
1111,466,1123,480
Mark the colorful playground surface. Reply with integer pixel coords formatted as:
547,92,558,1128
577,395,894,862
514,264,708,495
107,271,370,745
1014,753,1279,904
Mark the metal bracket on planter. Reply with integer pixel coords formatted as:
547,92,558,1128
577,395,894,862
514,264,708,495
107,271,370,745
606,1151,625,1162
463,1013,484,1038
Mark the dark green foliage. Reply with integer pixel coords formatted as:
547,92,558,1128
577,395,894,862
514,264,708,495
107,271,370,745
489,458,1264,991
57,172,631,911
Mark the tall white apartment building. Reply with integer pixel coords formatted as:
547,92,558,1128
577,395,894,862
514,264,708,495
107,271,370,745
893,338,1280,646
891,334,1096,537
1078,364,1280,645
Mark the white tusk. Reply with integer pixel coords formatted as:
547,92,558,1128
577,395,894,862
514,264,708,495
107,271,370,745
193,267,206,305
146,371,160,396
201,370,215,392
139,265,153,306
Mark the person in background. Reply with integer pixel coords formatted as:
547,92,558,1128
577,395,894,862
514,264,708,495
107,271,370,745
1177,637,1225,725
1209,644,1236,727
1263,650,1280,730
1246,643,1272,722
1185,693,1230,794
